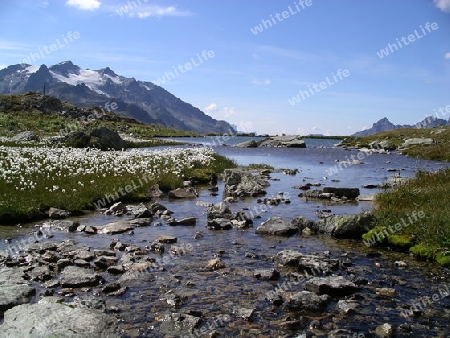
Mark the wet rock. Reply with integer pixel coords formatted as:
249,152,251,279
48,220,79,232
370,140,396,151
274,250,338,274
255,217,298,236
233,307,254,320
207,218,232,230
168,217,197,226
304,276,359,296
0,284,36,312
74,250,94,261
108,202,126,213
207,202,233,220
395,261,407,268
206,258,226,270
224,169,269,198
149,202,167,215
253,268,280,281
131,204,152,218
102,282,122,294
0,301,119,337
291,216,314,232
59,266,102,288
99,221,134,235
376,288,396,297
94,256,119,270
160,312,201,334
168,187,197,199
150,242,165,253
30,266,52,282
284,291,330,311
310,211,374,238
336,299,359,314
322,187,360,199
158,235,178,244
48,207,70,219
375,323,393,338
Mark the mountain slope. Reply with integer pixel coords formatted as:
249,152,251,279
0,61,234,134
353,116,449,136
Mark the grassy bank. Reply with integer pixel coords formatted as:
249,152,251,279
363,169,450,266
340,126,450,162
0,146,236,224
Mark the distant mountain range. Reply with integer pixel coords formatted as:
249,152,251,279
0,61,234,134
353,116,450,136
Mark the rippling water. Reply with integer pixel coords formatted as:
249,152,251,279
1,138,450,337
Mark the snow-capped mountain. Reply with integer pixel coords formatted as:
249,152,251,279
0,61,234,134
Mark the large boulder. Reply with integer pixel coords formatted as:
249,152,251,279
401,138,434,148
0,285,36,312
273,250,338,274
224,169,269,198
255,217,298,236
89,126,126,150
168,187,197,199
98,221,134,235
59,266,102,288
207,202,233,219
0,301,119,337
310,211,374,238
259,135,306,148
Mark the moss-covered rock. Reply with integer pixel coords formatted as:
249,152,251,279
435,251,450,267
388,234,415,250
409,243,439,261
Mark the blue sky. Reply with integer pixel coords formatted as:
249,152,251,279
1,0,449,135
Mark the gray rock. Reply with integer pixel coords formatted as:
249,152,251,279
310,211,374,238
0,301,119,337
273,250,338,274
234,139,259,148
11,131,39,142
225,170,269,198
168,217,197,226
223,169,242,185
255,217,298,236
98,221,134,235
304,276,359,296
402,138,434,148
89,126,126,150
168,187,197,199
108,202,126,213
375,323,393,338
207,218,233,230
253,269,280,281
159,312,201,334
207,202,233,219
336,299,359,314
148,184,163,199
370,140,396,151
291,216,314,232
259,135,306,148
59,266,102,288
48,207,70,219
0,284,36,312
322,187,360,199
284,291,330,311
0,268,28,285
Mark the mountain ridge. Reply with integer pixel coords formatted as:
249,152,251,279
0,61,234,134
353,116,450,136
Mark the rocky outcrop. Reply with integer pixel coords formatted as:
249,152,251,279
401,138,434,148
11,131,39,142
0,300,119,337
234,139,259,148
259,135,306,148
168,187,197,199
223,169,269,198
63,126,126,150
310,211,374,238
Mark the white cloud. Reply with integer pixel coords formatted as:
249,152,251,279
252,78,271,85
445,52,450,60
115,4,192,18
66,0,101,10
434,0,450,12
204,103,218,114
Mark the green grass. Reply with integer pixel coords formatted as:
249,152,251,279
340,126,450,162
365,169,450,265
